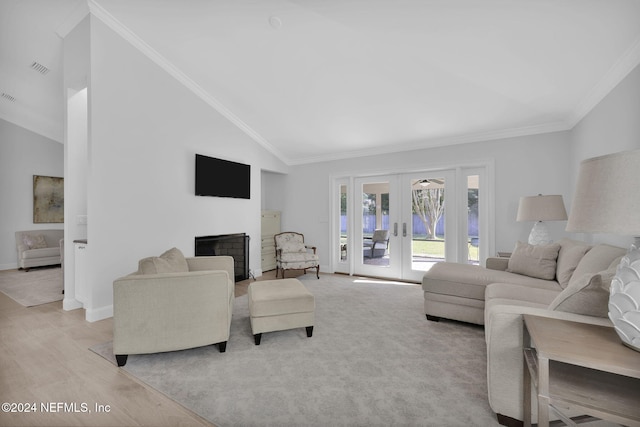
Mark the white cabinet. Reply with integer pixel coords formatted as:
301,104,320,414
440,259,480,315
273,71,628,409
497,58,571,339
261,211,280,272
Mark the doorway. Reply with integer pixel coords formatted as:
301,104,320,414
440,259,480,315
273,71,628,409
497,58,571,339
333,165,491,282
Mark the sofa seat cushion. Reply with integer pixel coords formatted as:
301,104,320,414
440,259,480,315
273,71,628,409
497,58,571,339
21,247,60,259
422,262,561,301
485,282,560,306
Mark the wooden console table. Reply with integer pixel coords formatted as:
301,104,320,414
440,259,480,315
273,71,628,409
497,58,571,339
522,314,640,427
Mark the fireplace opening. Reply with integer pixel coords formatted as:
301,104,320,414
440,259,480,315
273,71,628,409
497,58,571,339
194,233,249,282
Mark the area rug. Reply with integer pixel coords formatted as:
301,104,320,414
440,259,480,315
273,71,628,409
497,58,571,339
91,274,498,427
0,267,63,307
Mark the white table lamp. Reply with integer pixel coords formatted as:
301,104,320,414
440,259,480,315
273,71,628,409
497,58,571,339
517,194,568,245
566,149,640,352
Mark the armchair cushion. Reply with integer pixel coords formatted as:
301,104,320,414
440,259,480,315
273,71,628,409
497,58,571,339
138,247,189,274
506,241,560,280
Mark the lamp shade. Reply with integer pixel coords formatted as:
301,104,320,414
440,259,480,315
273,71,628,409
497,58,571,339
566,150,640,352
516,195,568,222
566,150,640,235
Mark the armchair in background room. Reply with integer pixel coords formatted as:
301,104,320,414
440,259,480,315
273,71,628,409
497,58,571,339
363,229,390,258
274,232,320,279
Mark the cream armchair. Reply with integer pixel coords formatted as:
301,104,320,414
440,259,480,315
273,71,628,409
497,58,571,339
113,249,234,366
274,232,319,279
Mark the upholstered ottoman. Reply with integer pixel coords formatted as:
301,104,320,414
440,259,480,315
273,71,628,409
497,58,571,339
248,278,315,345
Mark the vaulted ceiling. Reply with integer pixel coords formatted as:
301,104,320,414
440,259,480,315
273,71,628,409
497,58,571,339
2,0,640,164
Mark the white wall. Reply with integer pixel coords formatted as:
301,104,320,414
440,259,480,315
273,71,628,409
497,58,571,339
569,63,640,247
283,131,572,270
81,17,287,320
0,118,64,270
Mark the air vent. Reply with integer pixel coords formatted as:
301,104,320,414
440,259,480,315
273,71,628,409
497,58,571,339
31,61,50,75
1,92,16,102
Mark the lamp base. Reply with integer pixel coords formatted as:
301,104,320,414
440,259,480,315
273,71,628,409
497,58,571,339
527,221,552,246
608,243,640,352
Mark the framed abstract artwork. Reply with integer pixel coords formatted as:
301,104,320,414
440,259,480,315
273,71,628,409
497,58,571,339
33,175,64,223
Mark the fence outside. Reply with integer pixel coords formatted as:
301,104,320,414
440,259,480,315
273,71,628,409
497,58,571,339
342,214,478,239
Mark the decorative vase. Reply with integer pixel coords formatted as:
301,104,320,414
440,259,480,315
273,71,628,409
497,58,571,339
608,244,640,352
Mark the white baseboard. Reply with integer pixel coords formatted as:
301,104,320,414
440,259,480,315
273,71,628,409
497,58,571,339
0,262,18,271
86,304,113,322
63,297,83,311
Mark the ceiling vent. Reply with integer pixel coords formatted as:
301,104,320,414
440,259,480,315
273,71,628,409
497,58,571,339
1,92,16,102
31,61,50,75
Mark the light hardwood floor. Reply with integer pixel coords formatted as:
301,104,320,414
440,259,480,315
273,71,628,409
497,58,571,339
0,269,280,427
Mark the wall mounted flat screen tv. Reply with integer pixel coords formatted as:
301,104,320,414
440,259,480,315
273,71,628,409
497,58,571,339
195,154,250,199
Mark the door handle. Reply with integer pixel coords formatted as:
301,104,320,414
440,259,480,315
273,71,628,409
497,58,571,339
403,223,407,237
393,223,398,237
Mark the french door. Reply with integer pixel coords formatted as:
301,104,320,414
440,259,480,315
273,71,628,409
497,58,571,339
334,166,489,282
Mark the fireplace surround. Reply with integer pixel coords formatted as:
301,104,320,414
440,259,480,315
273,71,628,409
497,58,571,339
195,233,250,281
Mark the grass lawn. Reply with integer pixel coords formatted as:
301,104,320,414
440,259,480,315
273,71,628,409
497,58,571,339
412,239,479,261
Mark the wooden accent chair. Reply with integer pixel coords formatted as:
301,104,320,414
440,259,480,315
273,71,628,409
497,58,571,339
274,232,320,279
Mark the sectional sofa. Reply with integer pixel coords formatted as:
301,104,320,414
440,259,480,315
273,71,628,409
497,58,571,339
422,238,626,425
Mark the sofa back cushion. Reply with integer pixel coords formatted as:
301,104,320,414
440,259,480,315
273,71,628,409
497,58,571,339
138,247,189,274
555,239,592,288
568,244,627,288
507,241,560,280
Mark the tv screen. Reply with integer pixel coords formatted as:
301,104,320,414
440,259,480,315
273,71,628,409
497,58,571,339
195,154,250,199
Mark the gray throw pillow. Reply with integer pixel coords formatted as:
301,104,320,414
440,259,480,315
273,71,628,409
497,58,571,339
507,241,560,280
23,234,48,249
548,273,608,317
555,239,592,289
138,247,189,274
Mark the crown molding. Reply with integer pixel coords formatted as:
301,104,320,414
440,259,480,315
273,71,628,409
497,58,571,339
86,0,286,162
567,34,640,128
287,120,571,166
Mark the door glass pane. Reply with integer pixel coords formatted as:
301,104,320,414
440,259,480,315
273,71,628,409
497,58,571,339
467,175,479,265
362,182,390,267
411,178,446,271
340,184,348,262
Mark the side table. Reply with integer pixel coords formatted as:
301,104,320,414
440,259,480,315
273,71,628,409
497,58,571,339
522,314,640,427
